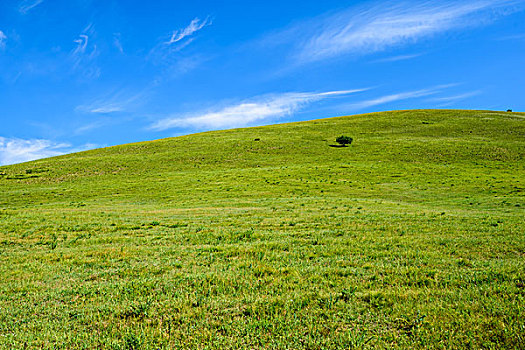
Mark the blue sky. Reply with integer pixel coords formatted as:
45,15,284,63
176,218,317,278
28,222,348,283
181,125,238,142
1,0,524,165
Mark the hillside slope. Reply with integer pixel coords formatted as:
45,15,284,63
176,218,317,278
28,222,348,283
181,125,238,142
0,109,524,349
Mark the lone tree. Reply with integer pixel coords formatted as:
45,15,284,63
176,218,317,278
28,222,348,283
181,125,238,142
335,135,353,147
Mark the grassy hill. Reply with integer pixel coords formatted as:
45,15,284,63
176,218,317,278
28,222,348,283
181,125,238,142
0,109,524,349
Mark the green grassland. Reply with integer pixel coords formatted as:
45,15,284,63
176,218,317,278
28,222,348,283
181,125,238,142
0,109,524,349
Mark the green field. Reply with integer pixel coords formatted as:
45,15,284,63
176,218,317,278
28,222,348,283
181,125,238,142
0,109,524,349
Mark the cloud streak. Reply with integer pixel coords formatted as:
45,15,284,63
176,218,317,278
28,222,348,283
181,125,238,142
76,90,145,114
148,16,212,67
73,35,89,55
166,17,212,45
70,25,100,79
426,90,482,106
18,0,44,14
373,53,423,63
263,0,522,64
151,89,366,131
345,84,458,110
114,33,124,53
496,32,525,40
0,137,98,165
0,31,6,50
0,137,66,165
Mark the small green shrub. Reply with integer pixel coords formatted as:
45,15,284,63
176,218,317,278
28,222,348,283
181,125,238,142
335,135,353,146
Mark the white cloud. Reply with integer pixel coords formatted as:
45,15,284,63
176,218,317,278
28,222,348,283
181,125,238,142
114,33,124,54
166,17,212,45
73,34,89,55
496,32,525,40
148,16,212,66
263,0,522,64
0,137,67,165
18,0,44,14
0,31,6,50
88,105,123,114
346,85,457,110
151,89,366,131
70,27,100,79
0,137,98,165
74,121,107,135
77,99,124,114
426,90,482,106
76,90,145,114
373,53,423,63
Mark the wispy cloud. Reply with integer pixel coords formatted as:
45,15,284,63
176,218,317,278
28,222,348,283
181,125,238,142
0,137,99,165
18,0,44,14
72,34,89,55
263,0,522,64
70,24,100,79
114,33,124,54
166,17,212,45
426,90,482,106
148,16,212,66
345,84,457,110
151,89,366,131
0,31,6,50
73,121,108,135
76,90,145,114
0,137,65,165
373,53,423,63
80,103,123,114
77,98,124,114
496,32,525,40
